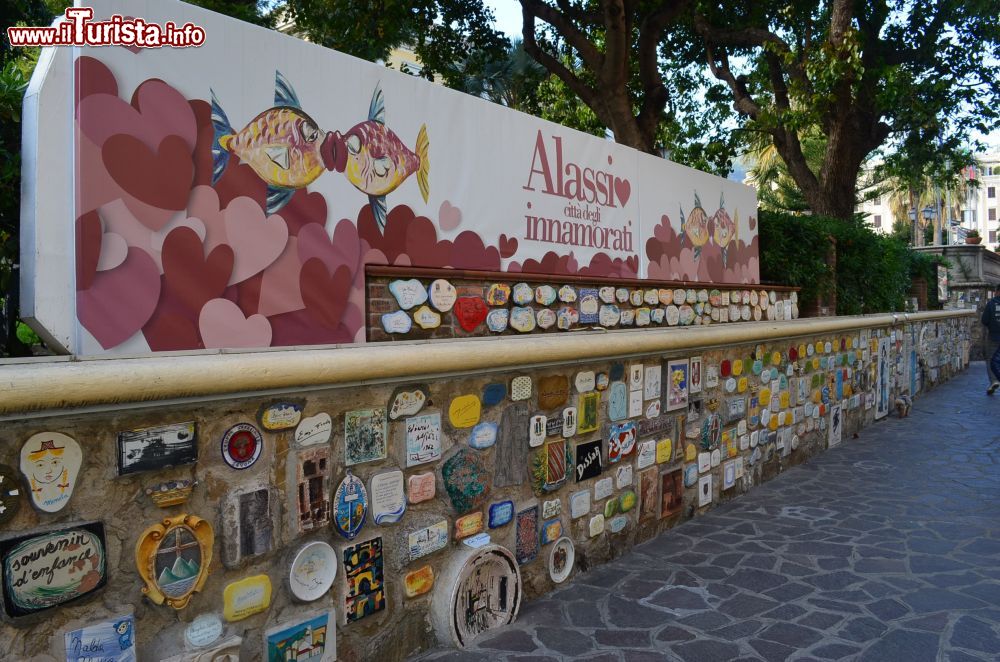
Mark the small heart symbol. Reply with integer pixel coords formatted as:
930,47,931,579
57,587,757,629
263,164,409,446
161,226,234,316
749,214,757,231
300,258,353,330
103,134,194,211
453,296,488,332
613,177,631,207
199,298,272,349
498,234,518,259
438,200,462,231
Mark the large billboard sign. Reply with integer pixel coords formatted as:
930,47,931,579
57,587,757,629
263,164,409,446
21,0,758,354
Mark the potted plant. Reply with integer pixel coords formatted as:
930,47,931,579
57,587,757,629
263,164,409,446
966,229,982,245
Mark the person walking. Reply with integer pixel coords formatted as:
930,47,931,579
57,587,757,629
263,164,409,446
983,291,1000,395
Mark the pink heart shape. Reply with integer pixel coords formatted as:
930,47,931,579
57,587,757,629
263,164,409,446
223,197,289,285
96,231,128,271
438,200,462,231
199,298,272,349
298,219,360,275
614,178,631,207
78,79,197,151
258,236,305,317
77,248,161,349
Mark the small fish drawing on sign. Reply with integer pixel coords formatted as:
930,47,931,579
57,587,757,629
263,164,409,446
328,83,430,232
211,71,335,214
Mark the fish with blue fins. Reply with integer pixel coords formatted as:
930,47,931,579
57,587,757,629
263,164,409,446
325,83,429,231
211,71,339,214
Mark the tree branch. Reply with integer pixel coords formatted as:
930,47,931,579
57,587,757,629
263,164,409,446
520,0,604,69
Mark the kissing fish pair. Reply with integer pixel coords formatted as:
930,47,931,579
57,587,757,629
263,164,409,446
210,71,429,230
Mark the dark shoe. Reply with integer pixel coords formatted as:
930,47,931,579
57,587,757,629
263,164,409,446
989,383,999,396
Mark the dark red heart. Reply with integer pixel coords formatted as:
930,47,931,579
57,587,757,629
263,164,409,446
161,226,234,316
498,234,519,259
720,360,732,378
454,296,488,332
76,211,102,291
102,134,193,211
300,258,352,330
613,177,631,207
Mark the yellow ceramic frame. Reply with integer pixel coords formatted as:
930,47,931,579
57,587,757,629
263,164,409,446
135,514,213,609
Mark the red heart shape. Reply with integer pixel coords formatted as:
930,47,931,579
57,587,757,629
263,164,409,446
161,226,234,316
76,211,103,291
498,234,519,259
103,134,193,211
614,177,631,207
77,248,161,349
454,296,488,332
300,258,352,330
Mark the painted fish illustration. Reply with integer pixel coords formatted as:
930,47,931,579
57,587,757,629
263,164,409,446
678,192,711,258
211,71,337,214
325,84,429,231
712,193,738,267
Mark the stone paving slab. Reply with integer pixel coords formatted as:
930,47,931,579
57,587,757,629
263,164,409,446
414,363,1000,662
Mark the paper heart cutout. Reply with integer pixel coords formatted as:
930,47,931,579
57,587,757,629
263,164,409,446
96,231,128,271
223,197,289,285
498,234,518,259
258,236,305,317
613,177,631,207
78,78,197,151
439,200,462,231
76,211,102,291
161,226,234,316
143,310,202,351
103,134,194,211
300,259,353,330
298,219,360,276
150,215,207,253
278,189,329,237
78,248,161,349
199,298,272,349
454,296,488,332
75,56,118,103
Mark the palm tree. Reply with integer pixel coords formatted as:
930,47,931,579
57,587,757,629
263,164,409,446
457,38,546,112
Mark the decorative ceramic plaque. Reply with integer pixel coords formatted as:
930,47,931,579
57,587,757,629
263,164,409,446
344,537,385,622
515,506,539,565
136,515,212,610
406,412,442,467
333,472,368,540
453,296,488,332
65,614,135,662
575,440,602,482
288,540,337,602
486,308,509,332
429,279,457,312
510,306,533,331
265,611,336,662
549,537,575,584
448,545,522,647
295,412,332,447
486,283,511,306
345,408,387,465
512,282,533,304
389,278,428,310
413,305,442,329
409,520,448,561
405,565,434,598
407,472,436,504
469,422,499,449
115,423,196,477
20,432,83,512
371,470,406,525
489,500,514,528
381,310,412,334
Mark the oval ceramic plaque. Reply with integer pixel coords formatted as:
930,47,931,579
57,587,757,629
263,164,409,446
389,278,428,310
599,304,621,327
486,308,509,333
486,283,511,306
19,432,82,513
185,612,224,648
512,283,533,305
429,279,457,312
599,286,615,303
381,310,412,334
221,423,262,470
510,306,536,333
413,305,442,329
294,413,332,447
536,308,556,329
558,285,577,303
288,540,337,602
333,473,368,540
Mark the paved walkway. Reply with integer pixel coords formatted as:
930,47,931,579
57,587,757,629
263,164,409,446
416,363,1000,662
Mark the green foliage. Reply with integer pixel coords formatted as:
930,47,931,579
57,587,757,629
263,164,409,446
759,211,945,315
186,0,275,28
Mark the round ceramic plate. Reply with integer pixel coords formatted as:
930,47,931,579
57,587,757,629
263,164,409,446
549,536,575,584
289,540,337,601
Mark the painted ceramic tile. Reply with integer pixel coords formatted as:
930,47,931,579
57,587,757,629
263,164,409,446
470,422,499,449
389,278,428,310
615,464,634,489
515,507,540,565
689,356,703,394
220,423,263,470
344,408,387,466
536,308,556,329
409,521,448,561
628,389,643,417
593,477,613,501
454,296,488,332
489,500,514,528
404,565,435,598
543,439,568,489
619,489,637,513
482,382,507,406
655,438,673,464
405,412,442,467
442,449,491,513
65,614,135,662
643,365,662,400
221,486,276,568
510,306,536,332
295,446,331,532
545,414,564,438
486,308,510,333
549,537,575,584
511,375,533,401
381,310,412,334
651,308,665,324
428,279,457,312
407,472,436,504
535,285,557,306
512,282,533,305
115,424,194,478
413,305,442,329
588,514,605,537
608,382,628,421
562,407,577,437
20,432,83,513
722,460,736,490
599,304,621,326
538,375,570,410
574,371,596,393
333,473,368,540
828,403,843,447
265,610,336,661
449,395,481,429
136,515,212,611
575,440,602,482
666,359,690,411
371,470,406,525
578,392,600,434
389,385,429,420
344,538,385,622
452,546,522,646
697,474,713,507
486,283,511,306
570,491,591,519
556,306,578,330
607,421,637,463
259,402,302,431
294,412,333,447
541,498,561,519
455,512,485,539
579,289,599,323
0,522,106,618
598,286,615,303
529,414,547,447
636,440,656,469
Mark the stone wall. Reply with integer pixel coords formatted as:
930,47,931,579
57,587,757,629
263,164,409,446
0,314,972,661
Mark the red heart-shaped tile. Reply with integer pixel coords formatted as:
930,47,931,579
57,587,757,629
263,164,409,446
103,134,193,211
454,296,488,332
161,226,234,316
76,211,103,291
614,177,631,207
300,258,352,330
498,234,518,259
77,248,161,349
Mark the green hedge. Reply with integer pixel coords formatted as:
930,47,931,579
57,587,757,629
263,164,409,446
758,211,945,315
